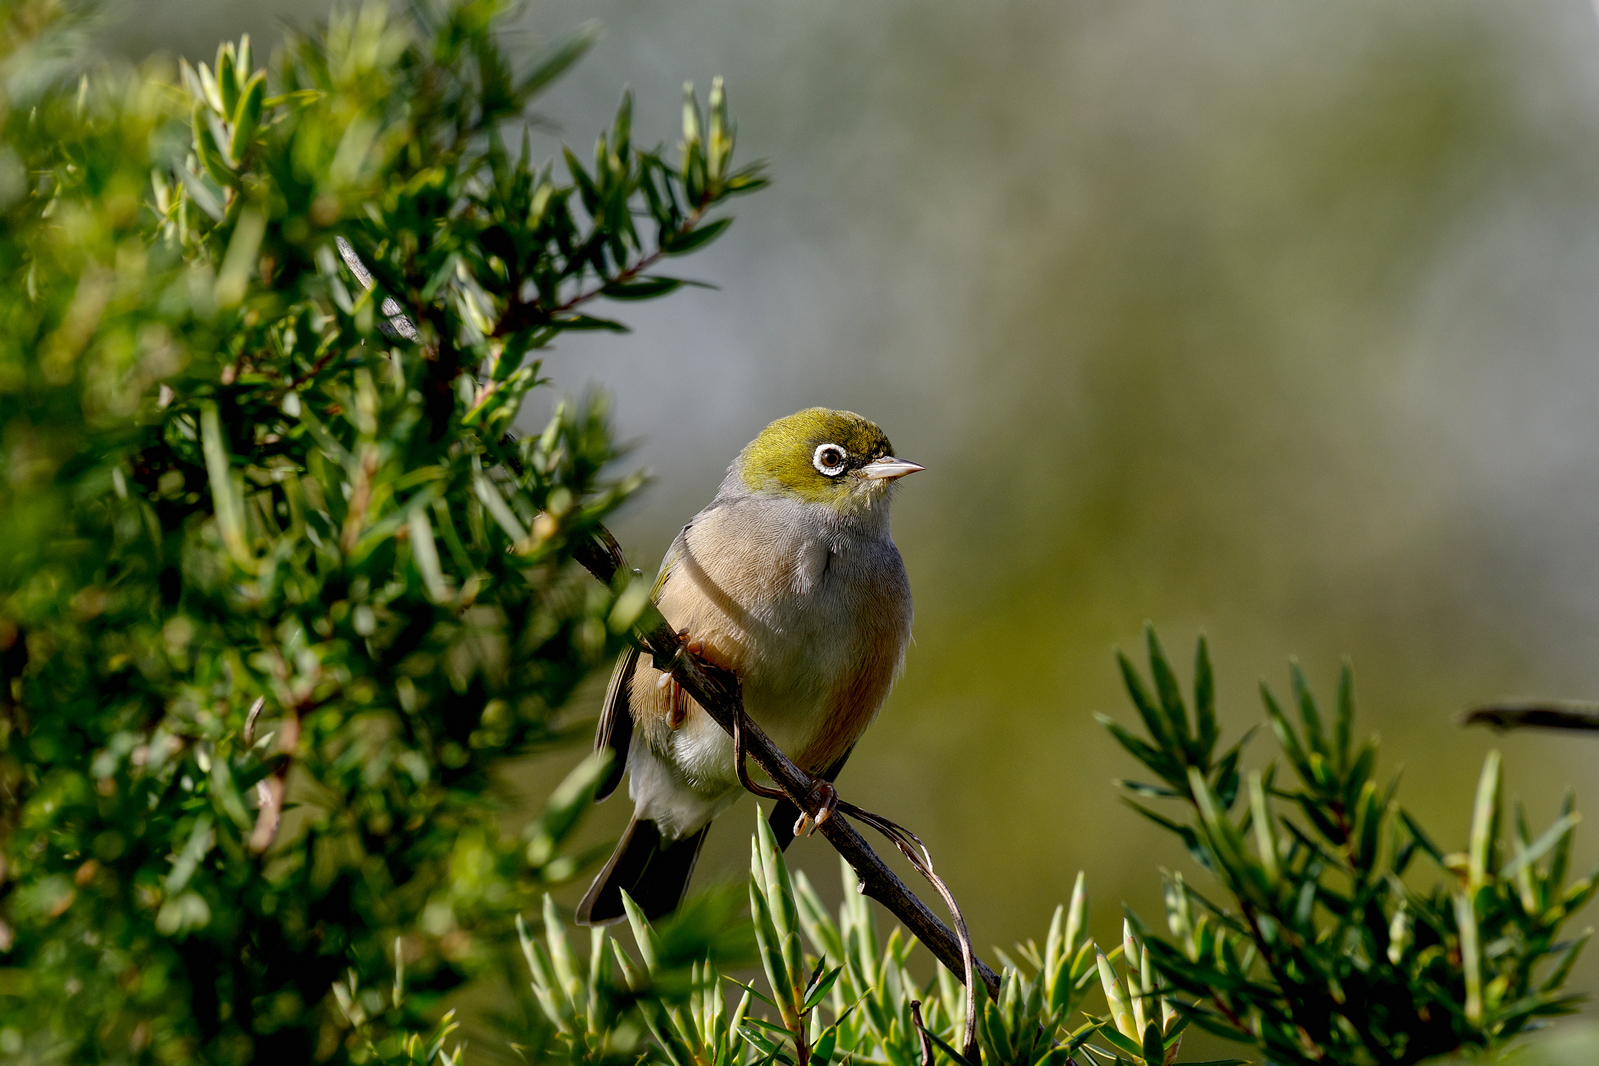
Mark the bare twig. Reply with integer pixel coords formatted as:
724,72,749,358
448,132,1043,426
909,1000,936,1066
733,709,787,802
286,347,341,391
572,529,1002,1001
1462,702,1599,733
335,236,419,341
735,702,981,1056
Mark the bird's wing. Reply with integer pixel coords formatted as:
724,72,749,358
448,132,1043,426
592,523,696,801
651,525,690,599
593,646,639,802
766,744,856,852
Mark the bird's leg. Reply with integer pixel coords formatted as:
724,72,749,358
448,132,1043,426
732,704,786,801
793,781,839,839
668,672,688,730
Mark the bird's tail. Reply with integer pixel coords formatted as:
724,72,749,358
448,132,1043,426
576,816,709,926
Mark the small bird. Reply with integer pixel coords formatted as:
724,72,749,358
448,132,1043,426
577,408,923,925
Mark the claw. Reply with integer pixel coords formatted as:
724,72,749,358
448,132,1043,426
661,629,698,729
668,680,687,729
793,781,839,838
664,632,718,730
677,631,731,672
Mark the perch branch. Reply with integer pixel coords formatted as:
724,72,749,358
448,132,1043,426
573,528,1002,1003
1462,702,1599,733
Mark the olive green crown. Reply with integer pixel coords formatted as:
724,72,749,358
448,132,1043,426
737,408,893,503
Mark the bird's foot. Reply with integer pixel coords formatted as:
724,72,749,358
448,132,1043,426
793,780,839,839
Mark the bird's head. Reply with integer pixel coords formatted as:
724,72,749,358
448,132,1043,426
736,408,923,516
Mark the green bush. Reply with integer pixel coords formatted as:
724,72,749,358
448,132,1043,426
0,0,761,1060
1102,631,1596,1065
2,4,1596,1066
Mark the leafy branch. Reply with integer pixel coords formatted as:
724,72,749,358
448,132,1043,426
1101,627,1598,1066
0,3,777,1060
493,78,766,339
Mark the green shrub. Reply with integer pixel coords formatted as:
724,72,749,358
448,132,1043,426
1101,631,1596,1065
0,1,761,1060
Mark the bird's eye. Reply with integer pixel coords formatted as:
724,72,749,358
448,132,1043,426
812,443,848,477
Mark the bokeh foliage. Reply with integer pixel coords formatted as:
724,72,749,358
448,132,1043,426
0,0,761,1060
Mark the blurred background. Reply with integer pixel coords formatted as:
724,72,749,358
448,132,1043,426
105,0,1599,1056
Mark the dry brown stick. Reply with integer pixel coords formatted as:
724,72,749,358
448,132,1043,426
1462,702,1599,733
573,528,1002,1000
909,1001,936,1066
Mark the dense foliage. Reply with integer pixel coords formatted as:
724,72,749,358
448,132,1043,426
0,0,761,1060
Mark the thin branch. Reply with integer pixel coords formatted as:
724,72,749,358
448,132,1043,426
835,797,982,1061
572,528,1002,1001
1461,702,1599,733
286,346,340,391
242,696,265,746
734,704,984,1059
909,1001,936,1066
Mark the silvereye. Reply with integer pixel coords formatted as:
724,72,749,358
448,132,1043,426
577,408,923,925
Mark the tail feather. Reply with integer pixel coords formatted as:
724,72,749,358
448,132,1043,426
577,817,709,926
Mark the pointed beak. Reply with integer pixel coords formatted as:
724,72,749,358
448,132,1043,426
859,457,925,481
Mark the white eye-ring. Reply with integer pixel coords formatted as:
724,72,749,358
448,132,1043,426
812,443,848,477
